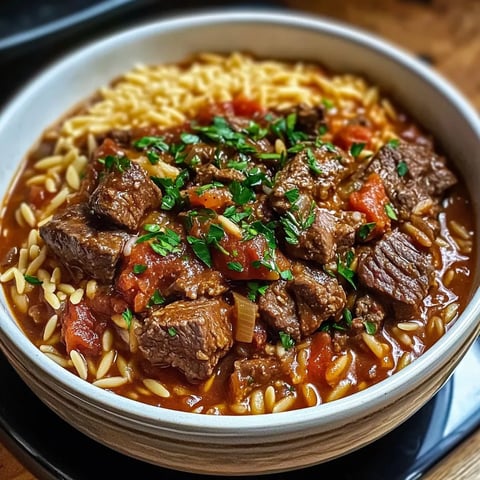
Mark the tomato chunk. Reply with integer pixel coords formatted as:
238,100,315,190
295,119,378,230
349,172,391,236
61,301,104,356
212,233,290,281
334,124,372,151
308,332,333,383
188,188,233,211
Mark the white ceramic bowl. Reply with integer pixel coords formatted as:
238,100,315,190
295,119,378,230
0,9,479,476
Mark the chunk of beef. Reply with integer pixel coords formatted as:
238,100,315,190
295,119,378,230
367,140,457,219
357,230,434,307
283,199,358,265
39,203,128,283
259,263,346,340
258,280,300,340
229,356,281,402
289,263,346,336
137,298,233,382
194,163,246,185
90,160,162,231
169,270,229,300
332,294,386,353
270,144,353,212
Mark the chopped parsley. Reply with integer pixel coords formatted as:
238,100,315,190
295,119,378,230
227,261,244,272
98,154,131,173
280,202,316,245
167,327,178,337
148,290,165,307
186,223,227,268
285,188,300,205
246,281,268,302
396,161,408,177
358,222,377,240
306,148,323,175
122,308,133,329
279,331,295,350
137,226,182,257
132,264,147,275
343,308,353,327
385,203,398,221
151,169,189,210
180,132,200,145
386,138,400,148
363,321,377,335
350,142,366,158
132,136,169,165
24,275,42,285
337,250,356,289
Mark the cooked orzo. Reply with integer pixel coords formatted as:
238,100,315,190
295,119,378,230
0,52,475,415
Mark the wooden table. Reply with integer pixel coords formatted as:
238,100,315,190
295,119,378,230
1,0,479,478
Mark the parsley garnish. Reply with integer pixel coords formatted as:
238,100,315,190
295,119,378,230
133,136,169,165
148,290,165,307
122,308,133,329
246,281,268,302
187,236,212,267
285,188,300,205
386,138,400,148
132,264,147,275
167,327,177,337
343,308,353,327
337,250,356,289
397,161,408,177
151,169,189,210
280,203,316,245
180,132,200,144
358,222,377,240
98,155,131,173
306,148,323,175
24,275,42,285
321,98,334,109
363,321,377,335
227,261,244,272
222,206,252,224
350,142,366,158
229,180,255,205
279,331,295,349
385,203,398,221
137,226,182,257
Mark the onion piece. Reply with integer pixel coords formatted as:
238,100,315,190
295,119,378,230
232,291,258,343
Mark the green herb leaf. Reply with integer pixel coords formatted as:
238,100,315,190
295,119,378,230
98,155,131,173
167,327,177,337
24,275,42,285
149,229,182,257
350,142,366,158
227,261,244,272
132,264,147,275
337,254,357,289
246,281,268,302
386,138,400,149
343,308,353,327
279,331,295,349
229,180,255,205
122,308,133,329
306,148,323,175
180,132,200,144
285,188,300,205
363,321,377,335
321,98,334,109
133,136,169,151
280,269,293,281
396,161,408,177
358,222,377,240
148,290,165,307
187,236,212,267
385,203,398,221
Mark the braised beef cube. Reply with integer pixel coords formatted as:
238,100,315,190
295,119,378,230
283,200,357,265
137,298,233,382
357,230,434,307
90,161,162,231
258,280,300,340
367,140,457,219
289,263,346,336
169,270,229,300
270,145,352,212
229,356,281,402
195,163,246,184
39,203,128,283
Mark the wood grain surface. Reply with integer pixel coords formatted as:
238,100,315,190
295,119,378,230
1,0,479,479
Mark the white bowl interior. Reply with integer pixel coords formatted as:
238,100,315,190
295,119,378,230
0,7,479,446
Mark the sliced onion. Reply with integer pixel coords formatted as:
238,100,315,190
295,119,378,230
232,291,258,343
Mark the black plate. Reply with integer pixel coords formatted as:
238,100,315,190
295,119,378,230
1,339,479,480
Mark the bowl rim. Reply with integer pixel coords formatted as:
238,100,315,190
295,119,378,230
1,7,479,435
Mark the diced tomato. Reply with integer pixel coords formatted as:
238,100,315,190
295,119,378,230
195,99,264,123
308,332,333,383
212,233,290,281
231,96,264,117
28,185,53,209
61,301,104,356
187,188,233,211
349,172,391,236
334,124,372,151
94,137,125,162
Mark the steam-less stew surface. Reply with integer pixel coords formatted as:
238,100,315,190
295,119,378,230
0,54,475,415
